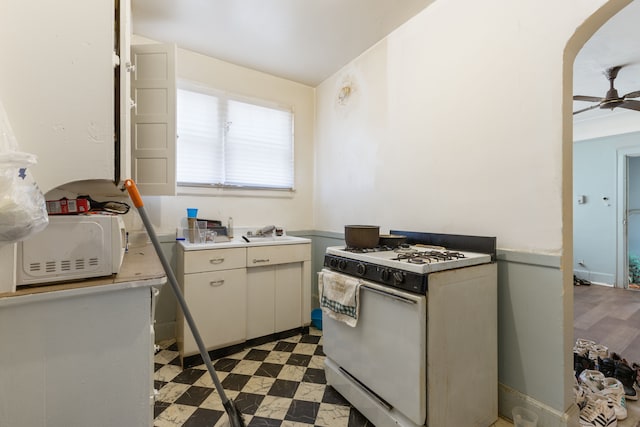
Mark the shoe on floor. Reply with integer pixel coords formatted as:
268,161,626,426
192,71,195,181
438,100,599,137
574,276,593,286
631,362,640,389
598,357,617,378
576,352,596,377
589,344,609,362
613,361,638,401
575,374,588,409
579,396,617,426
599,377,627,420
576,339,597,353
580,369,605,394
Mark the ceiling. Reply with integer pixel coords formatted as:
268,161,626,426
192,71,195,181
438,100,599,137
131,0,434,87
573,1,640,121
131,0,640,117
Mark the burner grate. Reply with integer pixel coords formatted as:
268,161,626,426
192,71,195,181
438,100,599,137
393,249,466,264
344,245,401,253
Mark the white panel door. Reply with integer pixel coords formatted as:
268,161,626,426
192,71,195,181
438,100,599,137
130,44,177,196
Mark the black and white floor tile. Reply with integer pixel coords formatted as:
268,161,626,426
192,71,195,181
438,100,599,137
153,327,374,427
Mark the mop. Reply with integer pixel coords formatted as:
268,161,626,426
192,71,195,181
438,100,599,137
124,179,246,427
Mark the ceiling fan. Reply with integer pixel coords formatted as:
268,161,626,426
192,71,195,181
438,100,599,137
573,65,640,115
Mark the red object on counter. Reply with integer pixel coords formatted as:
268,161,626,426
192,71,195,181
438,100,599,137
46,198,90,215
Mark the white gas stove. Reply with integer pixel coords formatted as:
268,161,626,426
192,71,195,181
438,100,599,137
321,231,498,427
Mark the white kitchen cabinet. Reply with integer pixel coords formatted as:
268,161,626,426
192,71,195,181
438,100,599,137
0,0,132,194
176,247,247,359
177,240,312,362
0,246,165,427
246,244,311,340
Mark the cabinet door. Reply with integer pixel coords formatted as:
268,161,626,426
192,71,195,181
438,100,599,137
130,43,177,196
182,268,247,356
117,0,132,184
0,0,116,194
246,266,275,340
275,263,303,332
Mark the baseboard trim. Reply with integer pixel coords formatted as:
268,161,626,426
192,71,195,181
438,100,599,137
499,383,579,427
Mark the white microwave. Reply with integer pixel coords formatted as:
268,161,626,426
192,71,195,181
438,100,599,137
16,214,126,286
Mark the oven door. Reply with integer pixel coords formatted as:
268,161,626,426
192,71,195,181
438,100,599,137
322,269,427,425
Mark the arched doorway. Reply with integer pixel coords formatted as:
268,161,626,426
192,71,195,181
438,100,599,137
567,0,639,423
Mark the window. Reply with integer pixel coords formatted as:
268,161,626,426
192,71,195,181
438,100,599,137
176,85,294,190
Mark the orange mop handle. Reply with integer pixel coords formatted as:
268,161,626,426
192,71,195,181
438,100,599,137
124,179,144,208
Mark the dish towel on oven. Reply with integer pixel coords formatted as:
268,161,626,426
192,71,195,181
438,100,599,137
319,270,361,327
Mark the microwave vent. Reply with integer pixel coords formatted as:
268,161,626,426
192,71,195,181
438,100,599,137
46,261,56,273
27,257,104,274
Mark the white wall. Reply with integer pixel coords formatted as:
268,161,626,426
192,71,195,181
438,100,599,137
124,36,316,236
573,131,640,285
313,0,622,420
574,110,640,142
316,0,604,253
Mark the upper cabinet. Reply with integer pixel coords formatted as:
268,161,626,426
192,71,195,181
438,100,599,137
0,0,178,196
0,0,136,195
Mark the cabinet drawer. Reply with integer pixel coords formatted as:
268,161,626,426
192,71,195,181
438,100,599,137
183,248,246,273
247,243,311,267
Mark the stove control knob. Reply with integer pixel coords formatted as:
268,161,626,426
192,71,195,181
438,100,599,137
356,263,366,276
329,258,338,268
338,259,348,270
380,269,391,281
393,271,405,284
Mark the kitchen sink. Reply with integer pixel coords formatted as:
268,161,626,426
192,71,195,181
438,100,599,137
179,234,310,250
243,235,299,242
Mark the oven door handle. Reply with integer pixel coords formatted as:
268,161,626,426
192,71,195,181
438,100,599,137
361,285,418,304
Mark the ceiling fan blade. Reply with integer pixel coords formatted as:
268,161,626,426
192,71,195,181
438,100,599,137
623,90,640,99
618,100,640,112
573,104,601,115
573,95,602,102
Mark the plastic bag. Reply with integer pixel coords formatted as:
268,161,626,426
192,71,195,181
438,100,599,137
0,100,48,242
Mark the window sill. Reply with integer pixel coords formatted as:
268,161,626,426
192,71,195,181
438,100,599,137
177,185,295,199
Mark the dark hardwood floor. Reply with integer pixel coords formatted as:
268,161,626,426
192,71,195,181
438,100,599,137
574,283,640,364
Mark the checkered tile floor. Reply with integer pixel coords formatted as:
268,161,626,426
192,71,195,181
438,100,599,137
153,327,374,427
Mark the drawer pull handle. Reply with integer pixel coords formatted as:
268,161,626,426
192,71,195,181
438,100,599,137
210,280,225,287
209,258,225,264
253,258,270,264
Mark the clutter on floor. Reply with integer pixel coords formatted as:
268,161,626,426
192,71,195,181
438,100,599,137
574,338,640,425
574,275,592,286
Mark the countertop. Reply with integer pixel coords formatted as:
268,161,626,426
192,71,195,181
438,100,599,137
0,243,166,303
178,234,311,251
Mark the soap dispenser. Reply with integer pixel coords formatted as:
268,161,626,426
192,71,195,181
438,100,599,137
227,217,234,238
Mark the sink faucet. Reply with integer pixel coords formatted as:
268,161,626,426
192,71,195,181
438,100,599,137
258,225,276,236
